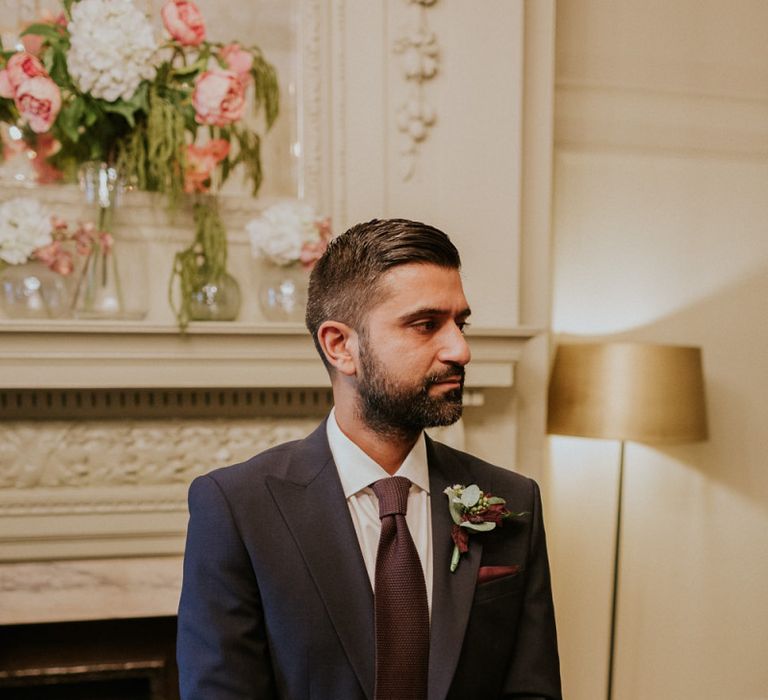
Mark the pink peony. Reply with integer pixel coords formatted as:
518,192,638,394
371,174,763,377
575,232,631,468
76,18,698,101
192,69,246,126
219,43,253,82
184,139,230,193
161,0,206,46
0,52,47,98
14,75,62,133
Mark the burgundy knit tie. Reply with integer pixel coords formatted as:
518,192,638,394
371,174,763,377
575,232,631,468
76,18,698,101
371,476,429,700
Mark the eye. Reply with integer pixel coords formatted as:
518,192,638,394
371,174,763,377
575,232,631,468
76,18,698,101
457,321,470,334
413,319,438,333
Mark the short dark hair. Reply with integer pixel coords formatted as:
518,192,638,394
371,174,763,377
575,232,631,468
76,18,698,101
305,218,461,364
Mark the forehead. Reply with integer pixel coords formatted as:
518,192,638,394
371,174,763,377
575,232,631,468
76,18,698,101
371,263,469,316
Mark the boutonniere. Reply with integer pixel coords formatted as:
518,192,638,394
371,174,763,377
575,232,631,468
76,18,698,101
444,484,525,572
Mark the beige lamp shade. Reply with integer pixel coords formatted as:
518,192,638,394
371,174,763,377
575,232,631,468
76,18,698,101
547,342,708,444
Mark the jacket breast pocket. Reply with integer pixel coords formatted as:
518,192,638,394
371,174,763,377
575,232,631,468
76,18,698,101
473,568,525,605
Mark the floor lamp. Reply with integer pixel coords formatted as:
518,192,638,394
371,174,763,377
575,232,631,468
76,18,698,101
546,342,708,700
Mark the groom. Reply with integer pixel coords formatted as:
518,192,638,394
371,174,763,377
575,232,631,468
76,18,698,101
177,218,561,699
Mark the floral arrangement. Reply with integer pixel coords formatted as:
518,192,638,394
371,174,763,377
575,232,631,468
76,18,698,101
0,195,101,277
0,0,278,195
247,200,332,269
0,0,280,327
444,483,525,572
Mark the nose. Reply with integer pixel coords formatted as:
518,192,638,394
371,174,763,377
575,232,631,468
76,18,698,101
438,322,471,367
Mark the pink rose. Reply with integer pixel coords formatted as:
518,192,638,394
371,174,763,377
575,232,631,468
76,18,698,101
299,218,332,270
0,52,47,98
74,223,97,256
192,70,246,126
34,241,73,276
219,43,253,82
161,0,206,46
15,75,61,133
184,139,230,193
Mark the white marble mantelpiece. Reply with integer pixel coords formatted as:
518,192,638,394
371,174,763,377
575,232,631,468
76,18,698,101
0,556,183,625
0,322,537,389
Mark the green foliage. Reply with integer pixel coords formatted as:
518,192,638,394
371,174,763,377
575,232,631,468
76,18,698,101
250,49,280,130
116,85,187,207
1,4,282,330
6,12,279,204
20,24,63,42
169,199,228,331
231,125,262,196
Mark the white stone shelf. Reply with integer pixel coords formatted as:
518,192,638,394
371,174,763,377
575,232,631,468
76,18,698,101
0,556,183,625
0,321,541,390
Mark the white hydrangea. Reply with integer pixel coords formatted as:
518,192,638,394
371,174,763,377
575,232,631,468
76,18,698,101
67,0,158,102
247,200,318,266
0,197,53,265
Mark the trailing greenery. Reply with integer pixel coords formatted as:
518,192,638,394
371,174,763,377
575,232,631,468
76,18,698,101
116,85,188,209
0,2,281,329
169,199,228,331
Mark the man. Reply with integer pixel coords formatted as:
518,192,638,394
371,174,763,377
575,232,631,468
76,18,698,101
177,219,561,699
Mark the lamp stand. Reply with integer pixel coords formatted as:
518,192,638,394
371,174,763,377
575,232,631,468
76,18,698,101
607,439,626,700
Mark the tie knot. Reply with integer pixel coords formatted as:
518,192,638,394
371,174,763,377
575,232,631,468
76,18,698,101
371,476,411,518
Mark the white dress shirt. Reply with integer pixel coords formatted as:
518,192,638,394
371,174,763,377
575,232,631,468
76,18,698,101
326,408,433,611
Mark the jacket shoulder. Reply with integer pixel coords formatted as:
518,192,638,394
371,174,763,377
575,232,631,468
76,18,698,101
190,419,331,495
189,438,303,499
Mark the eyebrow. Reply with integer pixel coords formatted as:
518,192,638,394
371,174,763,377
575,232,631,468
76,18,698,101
398,306,472,323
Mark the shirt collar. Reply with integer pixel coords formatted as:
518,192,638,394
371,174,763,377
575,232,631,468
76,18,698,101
326,408,430,498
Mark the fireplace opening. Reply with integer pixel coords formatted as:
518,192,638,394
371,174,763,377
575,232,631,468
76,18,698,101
0,616,178,700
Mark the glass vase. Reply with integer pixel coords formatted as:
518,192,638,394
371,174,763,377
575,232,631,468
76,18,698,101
72,162,148,320
0,262,71,319
71,241,124,318
188,272,242,321
258,263,308,322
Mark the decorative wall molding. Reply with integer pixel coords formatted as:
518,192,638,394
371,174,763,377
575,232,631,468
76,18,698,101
299,0,326,207
0,387,334,420
0,412,467,560
393,0,440,180
0,419,316,491
330,0,348,225
0,416,318,561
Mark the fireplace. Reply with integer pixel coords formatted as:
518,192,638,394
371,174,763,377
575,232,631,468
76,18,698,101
0,324,535,699
0,617,178,699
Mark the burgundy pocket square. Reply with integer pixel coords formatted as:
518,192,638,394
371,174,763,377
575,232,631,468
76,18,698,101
477,565,521,585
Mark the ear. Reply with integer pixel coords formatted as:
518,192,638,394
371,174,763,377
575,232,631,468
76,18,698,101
316,320,358,376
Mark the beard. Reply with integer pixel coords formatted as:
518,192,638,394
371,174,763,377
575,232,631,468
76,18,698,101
356,335,464,440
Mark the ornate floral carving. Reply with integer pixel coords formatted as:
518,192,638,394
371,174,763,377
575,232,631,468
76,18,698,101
393,0,440,180
0,419,316,490
300,0,325,207
331,0,348,224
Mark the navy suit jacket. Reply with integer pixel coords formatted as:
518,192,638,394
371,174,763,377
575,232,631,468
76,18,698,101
177,421,561,699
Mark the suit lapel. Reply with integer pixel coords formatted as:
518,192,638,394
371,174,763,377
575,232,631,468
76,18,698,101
266,422,375,699
426,437,482,700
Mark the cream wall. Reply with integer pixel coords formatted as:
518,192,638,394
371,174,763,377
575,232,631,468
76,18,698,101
547,2,768,699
